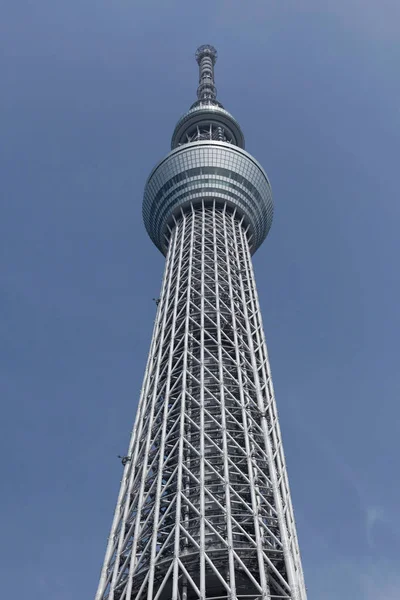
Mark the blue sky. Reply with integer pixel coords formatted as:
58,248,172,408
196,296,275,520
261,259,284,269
1,1,399,598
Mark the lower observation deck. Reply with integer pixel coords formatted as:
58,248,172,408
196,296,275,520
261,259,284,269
143,141,273,255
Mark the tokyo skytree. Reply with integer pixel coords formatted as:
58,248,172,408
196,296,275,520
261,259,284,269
95,45,307,600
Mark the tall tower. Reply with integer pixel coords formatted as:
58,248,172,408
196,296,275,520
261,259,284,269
95,46,307,600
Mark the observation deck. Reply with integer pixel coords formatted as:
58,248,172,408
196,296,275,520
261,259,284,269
143,44,273,255
143,141,273,255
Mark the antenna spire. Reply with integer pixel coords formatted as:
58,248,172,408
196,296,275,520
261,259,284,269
195,44,218,103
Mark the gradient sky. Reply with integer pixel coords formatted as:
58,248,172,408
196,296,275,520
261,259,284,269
1,1,399,598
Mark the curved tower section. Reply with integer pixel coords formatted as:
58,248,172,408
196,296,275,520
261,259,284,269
95,45,307,600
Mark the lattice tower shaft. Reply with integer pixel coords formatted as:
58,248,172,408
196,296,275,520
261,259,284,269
95,203,306,600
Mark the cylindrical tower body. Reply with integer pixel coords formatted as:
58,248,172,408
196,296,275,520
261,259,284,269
95,46,307,600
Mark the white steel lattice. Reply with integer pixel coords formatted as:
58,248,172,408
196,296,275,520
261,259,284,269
96,202,306,600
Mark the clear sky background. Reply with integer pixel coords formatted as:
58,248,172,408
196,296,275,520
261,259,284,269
1,1,399,598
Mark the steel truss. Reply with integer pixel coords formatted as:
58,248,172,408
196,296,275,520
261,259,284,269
96,202,306,600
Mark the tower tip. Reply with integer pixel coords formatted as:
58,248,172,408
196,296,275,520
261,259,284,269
195,44,217,65
195,45,218,103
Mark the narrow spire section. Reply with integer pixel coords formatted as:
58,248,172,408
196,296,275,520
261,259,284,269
195,44,218,103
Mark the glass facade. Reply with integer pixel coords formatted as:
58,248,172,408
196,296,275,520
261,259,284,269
143,141,273,255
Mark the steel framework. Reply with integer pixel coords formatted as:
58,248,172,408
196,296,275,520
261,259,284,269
95,46,307,600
